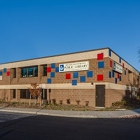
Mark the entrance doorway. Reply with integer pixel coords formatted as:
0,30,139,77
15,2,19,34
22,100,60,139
95,85,105,107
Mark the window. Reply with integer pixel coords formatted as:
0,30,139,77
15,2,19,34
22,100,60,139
108,71,111,78
21,66,38,77
28,67,34,77
13,68,16,78
13,89,16,98
43,65,47,76
119,57,121,63
20,89,30,99
109,49,111,57
42,89,47,99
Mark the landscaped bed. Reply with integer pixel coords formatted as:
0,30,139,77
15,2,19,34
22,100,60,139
0,98,140,111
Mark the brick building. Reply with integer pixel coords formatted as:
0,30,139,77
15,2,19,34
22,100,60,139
0,47,139,107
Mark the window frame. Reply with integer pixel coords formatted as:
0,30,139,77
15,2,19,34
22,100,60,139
21,66,38,78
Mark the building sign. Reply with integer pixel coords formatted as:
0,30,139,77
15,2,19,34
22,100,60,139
113,62,122,73
59,61,89,72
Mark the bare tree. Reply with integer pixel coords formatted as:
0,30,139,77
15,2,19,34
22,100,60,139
28,83,42,106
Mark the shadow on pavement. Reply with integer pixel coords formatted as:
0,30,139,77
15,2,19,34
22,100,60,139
0,114,140,140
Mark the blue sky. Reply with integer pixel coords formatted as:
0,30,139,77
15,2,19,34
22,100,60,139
0,0,140,70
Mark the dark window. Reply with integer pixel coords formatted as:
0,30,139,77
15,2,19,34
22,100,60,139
13,68,16,78
28,67,34,77
109,71,111,78
20,89,30,99
22,68,27,77
109,49,111,57
43,65,47,76
119,57,121,63
21,66,38,77
13,89,16,98
42,89,47,99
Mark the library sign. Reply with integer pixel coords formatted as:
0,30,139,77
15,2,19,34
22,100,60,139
113,62,123,73
59,61,89,72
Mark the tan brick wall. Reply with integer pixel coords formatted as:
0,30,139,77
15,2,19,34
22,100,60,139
106,89,125,107
49,89,95,107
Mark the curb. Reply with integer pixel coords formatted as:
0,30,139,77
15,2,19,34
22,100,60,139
119,115,140,119
0,109,97,118
0,108,140,119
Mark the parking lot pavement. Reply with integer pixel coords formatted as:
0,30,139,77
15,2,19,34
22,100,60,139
0,111,33,123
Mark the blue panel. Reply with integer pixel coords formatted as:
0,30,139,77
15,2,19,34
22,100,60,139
115,78,117,84
108,71,111,78
47,78,52,84
112,70,114,77
50,72,55,78
98,61,104,68
73,72,78,78
3,68,7,73
55,67,59,72
51,63,55,68
0,71,2,76
87,71,93,77
80,76,86,82
109,49,111,57
72,80,77,85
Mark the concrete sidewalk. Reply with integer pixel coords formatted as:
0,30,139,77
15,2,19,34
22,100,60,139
0,107,140,118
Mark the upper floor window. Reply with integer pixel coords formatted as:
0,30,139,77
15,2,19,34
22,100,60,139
21,66,38,77
13,68,16,78
43,65,47,76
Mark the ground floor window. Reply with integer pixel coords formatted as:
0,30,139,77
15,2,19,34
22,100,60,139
42,89,47,99
20,89,30,99
13,89,16,98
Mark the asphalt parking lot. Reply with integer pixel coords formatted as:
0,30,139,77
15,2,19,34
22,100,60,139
0,112,140,140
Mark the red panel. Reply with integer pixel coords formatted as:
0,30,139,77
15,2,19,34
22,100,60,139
97,74,104,81
97,53,104,60
47,67,51,72
7,71,10,76
66,73,71,79
110,60,112,67
122,63,124,68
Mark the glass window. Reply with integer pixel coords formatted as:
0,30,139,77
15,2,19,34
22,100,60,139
20,89,30,99
34,67,38,76
28,67,34,77
43,65,47,76
13,89,16,98
21,66,38,77
22,68,27,77
13,68,16,78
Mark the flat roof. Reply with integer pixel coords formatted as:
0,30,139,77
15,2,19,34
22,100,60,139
0,47,139,73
